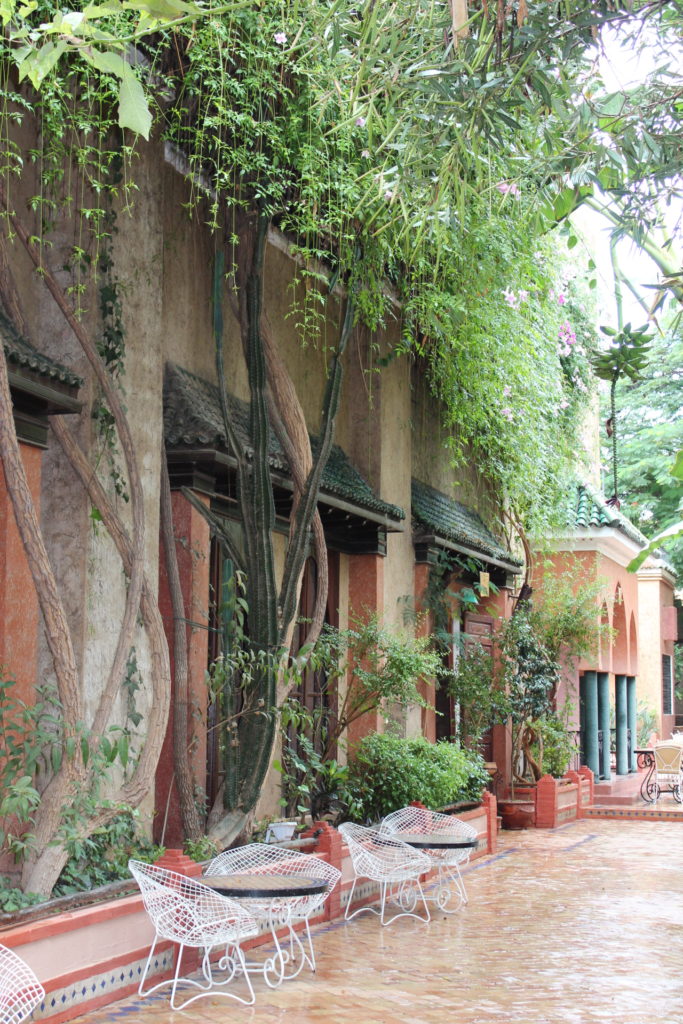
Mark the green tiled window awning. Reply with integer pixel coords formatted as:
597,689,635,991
1,310,83,392
411,478,522,572
163,362,405,531
2,310,83,446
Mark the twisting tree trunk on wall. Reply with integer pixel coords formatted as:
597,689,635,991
0,190,170,896
160,451,203,841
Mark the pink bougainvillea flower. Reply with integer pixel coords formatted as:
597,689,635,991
495,181,521,197
355,116,366,127
274,31,287,44
558,321,576,346
501,407,514,421
557,292,567,305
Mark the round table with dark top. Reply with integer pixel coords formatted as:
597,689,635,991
392,833,479,850
202,873,330,986
203,873,328,899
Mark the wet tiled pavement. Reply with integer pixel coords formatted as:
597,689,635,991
73,818,683,1024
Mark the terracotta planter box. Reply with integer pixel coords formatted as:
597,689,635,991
496,769,595,831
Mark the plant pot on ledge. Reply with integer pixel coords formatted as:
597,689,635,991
498,798,535,830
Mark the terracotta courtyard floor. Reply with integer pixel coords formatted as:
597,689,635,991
72,817,683,1024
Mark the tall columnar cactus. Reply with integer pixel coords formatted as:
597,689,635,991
191,213,356,835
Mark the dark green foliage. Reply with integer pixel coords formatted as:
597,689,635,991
498,606,559,789
276,732,363,825
0,670,145,868
53,812,162,897
529,711,575,779
0,675,62,862
0,877,43,913
0,812,162,910
347,733,489,823
502,609,559,728
183,835,218,862
446,642,510,751
276,615,444,822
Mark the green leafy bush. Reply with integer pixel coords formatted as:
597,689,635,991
183,836,218,862
446,641,510,750
529,712,575,778
347,733,488,823
53,812,163,897
0,877,43,914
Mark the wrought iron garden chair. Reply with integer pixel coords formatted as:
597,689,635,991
380,805,478,910
129,859,258,1010
338,822,431,926
0,943,44,1024
205,843,341,983
651,743,683,803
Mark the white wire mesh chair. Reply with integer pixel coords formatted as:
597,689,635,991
650,743,683,803
0,944,44,1024
338,822,431,926
205,844,341,983
379,805,478,910
129,859,258,1010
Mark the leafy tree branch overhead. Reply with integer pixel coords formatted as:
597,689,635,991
0,0,680,893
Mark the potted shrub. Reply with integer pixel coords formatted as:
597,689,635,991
494,565,608,828
497,607,558,828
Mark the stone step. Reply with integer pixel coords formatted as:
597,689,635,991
592,771,645,805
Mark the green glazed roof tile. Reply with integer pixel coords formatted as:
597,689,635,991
164,363,405,522
411,478,521,565
568,484,649,548
1,310,83,388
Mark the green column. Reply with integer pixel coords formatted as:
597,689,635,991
615,674,628,775
597,672,611,781
627,676,637,772
580,671,600,778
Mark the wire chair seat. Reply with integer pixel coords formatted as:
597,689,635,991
129,859,258,1010
380,805,478,909
204,844,341,981
0,944,44,1024
338,822,431,926
651,743,683,803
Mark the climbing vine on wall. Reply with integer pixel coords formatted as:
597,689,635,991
1,1,602,528
0,0,645,883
